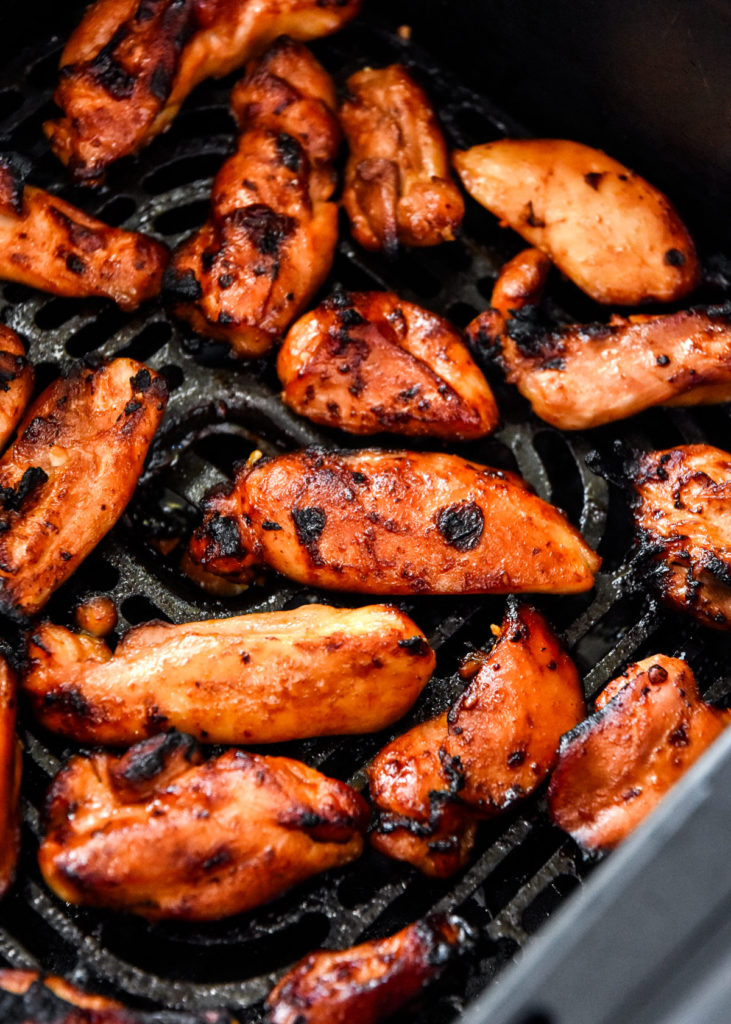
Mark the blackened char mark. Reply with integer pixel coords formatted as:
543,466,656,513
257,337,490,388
0,354,26,392
436,501,484,552
292,506,327,546
398,636,431,657
0,466,48,512
231,204,296,257
276,132,304,173
204,514,245,558
704,553,731,588
85,26,137,99
505,305,554,357
42,685,94,721
47,205,106,252
163,264,203,301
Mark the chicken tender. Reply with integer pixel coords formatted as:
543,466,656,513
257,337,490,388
187,448,600,595
39,731,368,920
278,291,498,439
24,603,435,745
0,326,33,452
341,64,464,252
0,656,21,899
44,0,360,183
0,359,167,619
0,153,168,309
368,603,585,876
453,138,699,305
548,655,731,852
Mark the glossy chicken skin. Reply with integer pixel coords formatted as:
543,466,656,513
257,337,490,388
24,603,435,745
0,326,33,452
469,292,731,429
0,359,167,619
188,449,600,595
0,969,236,1022
341,65,464,253
628,445,731,630
166,37,340,357
0,154,167,309
453,139,699,305
0,657,21,899
40,731,368,920
278,291,498,439
45,0,360,183
266,914,473,1024
368,603,586,876
548,655,731,852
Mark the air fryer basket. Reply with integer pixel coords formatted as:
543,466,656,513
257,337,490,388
0,2,729,1021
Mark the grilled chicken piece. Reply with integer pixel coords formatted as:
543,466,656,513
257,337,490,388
0,969,236,1022
341,65,464,253
277,291,498,439
40,730,368,920
622,445,731,630
44,0,360,183
368,603,585,876
0,154,167,310
165,36,340,357
24,603,435,745
0,359,167,619
266,913,473,1024
188,449,600,595
453,139,699,305
0,326,33,452
469,289,731,429
74,594,118,636
0,656,21,899
549,655,731,853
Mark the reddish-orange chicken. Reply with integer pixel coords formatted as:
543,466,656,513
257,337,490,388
368,603,586,876
0,326,33,452
0,656,21,899
453,138,699,305
0,153,168,309
278,291,498,439
40,731,368,920
23,603,434,745
548,655,731,852
266,914,473,1024
44,0,361,183
167,36,341,357
0,359,167,619
341,64,464,253
187,448,600,595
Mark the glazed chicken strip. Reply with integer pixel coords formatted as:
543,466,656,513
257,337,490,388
165,36,340,357
341,64,464,253
0,656,21,899
277,291,498,439
548,655,731,853
0,326,33,453
0,969,236,1023
44,0,360,183
468,276,731,429
597,444,731,630
266,913,473,1024
0,154,167,310
24,603,435,745
453,139,698,305
0,359,167,619
40,730,368,920
368,603,585,877
188,448,599,595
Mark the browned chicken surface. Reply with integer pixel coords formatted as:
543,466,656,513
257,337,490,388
0,969,236,1022
40,730,368,920
277,291,498,438
548,655,731,853
73,594,118,636
187,448,600,595
0,153,168,309
368,603,586,876
266,913,473,1024
625,445,731,630
468,283,731,429
0,656,21,899
0,325,33,453
44,0,360,183
24,603,435,745
0,359,167,619
453,139,699,305
165,36,340,357
341,64,464,253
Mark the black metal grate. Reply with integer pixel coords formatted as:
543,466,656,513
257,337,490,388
0,6,730,1020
